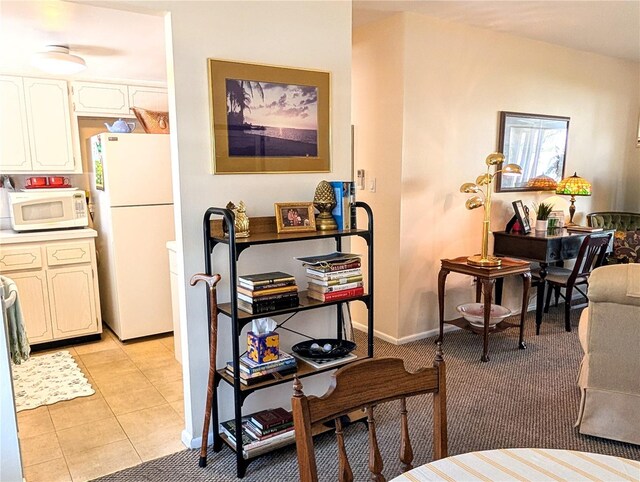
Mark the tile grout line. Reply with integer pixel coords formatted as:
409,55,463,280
72,332,182,472
48,426,74,481
102,338,182,459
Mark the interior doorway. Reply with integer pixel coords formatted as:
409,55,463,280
0,2,186,480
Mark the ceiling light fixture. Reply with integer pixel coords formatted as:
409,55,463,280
31,45,86,75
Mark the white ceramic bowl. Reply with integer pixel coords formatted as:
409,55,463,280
456,303,511,328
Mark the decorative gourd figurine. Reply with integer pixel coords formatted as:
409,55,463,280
234,201,250,238
104,119,136,133
313,180,337,231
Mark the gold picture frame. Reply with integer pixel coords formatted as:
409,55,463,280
274,202,317,233
208,59,331,174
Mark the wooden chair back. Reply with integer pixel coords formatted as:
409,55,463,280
569,233,612,285
292,347,447,482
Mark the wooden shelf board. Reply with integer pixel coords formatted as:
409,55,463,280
444,316,520,334
219,353,371,393
217,290,371,321
219,409,367,460
210,216,369,246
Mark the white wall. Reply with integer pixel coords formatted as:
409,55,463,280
354,12,640,341
351,14,405,340
100,0,354,449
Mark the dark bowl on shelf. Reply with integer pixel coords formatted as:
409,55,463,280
292,338,356,359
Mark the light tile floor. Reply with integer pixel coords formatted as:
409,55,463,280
17,328,186,482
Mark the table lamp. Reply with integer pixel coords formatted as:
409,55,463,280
460,152,522,267
526,175,558,191
555,172,592,226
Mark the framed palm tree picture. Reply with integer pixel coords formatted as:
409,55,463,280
208,59,330,174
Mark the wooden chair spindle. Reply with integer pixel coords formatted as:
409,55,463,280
399,397,414,471
335,417,354,482
367,405,385,482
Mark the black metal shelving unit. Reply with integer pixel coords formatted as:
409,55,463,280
200,201,374,478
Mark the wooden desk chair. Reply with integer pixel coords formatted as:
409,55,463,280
292,347,447,482
541,233,612,332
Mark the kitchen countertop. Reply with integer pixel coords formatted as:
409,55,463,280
0,228,97,244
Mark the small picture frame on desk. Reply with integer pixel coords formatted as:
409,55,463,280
274,202,317,233
512,200,531,234
549,210,565,229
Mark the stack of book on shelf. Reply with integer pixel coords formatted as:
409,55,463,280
237,271,299,314
220,407,295,459
225,351,297,386
297,252,364,302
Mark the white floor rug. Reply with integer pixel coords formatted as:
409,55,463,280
11,350,95,412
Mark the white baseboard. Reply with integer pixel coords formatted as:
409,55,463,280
353,291,583,346
352,321,460,345
182,428,210,450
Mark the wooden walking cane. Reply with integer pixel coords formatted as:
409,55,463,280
190,273,222,468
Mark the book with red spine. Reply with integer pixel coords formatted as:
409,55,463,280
250,407,293,431
306,286,364,302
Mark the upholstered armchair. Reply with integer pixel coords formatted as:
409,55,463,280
575,264,640,444
587,211,640,263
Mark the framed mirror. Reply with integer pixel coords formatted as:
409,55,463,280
496,111,569,192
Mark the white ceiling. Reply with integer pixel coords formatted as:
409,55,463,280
353,1,640,62
0,1,167,82
0,1,636,85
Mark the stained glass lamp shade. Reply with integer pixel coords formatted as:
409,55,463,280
527,175,558,191
556,172,592,226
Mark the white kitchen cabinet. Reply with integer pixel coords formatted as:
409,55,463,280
48,265,98,338
23,78,75,172
0,230,101,345
71,81,130,115
8,270,52,344
0,76,31,172
72,81,167,117
0,75,77,174
128,85,168,112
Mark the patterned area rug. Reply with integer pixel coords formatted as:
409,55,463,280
12,350,95,412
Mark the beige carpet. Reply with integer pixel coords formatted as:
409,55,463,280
94,305,640,481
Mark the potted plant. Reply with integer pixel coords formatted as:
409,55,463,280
533,202,554,231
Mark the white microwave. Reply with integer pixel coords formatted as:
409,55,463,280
8,190,89,232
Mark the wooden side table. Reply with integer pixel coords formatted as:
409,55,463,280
437,256,531,362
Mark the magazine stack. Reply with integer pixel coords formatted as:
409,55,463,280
237,271,299,314
220,407,295,458
297,252,364,302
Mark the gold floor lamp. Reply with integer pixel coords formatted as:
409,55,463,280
461,152,522,267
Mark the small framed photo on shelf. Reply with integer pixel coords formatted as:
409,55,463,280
512,200,531,234
274,202,316,233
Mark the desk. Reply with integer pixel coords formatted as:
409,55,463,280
437,256,531,362
390,448,640,481
493,229,614,334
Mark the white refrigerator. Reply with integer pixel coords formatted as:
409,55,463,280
90,133,175,340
